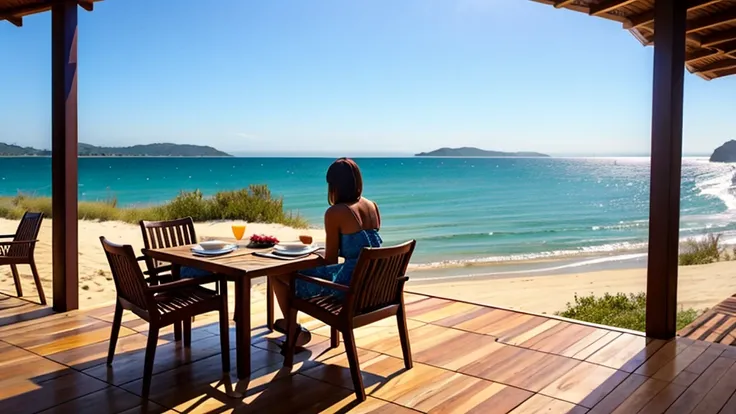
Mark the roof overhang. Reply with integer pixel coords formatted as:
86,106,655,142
0,0,100,27
533,0,736,80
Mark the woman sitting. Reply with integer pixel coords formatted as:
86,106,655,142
270,157,382,347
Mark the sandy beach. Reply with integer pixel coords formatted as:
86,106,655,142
0,218,325,309
409,262,736,314
1,218,735,315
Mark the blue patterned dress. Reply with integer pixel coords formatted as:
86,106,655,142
296,229,382,299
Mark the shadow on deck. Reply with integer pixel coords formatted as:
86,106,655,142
0,287,735,413
0,293,53,327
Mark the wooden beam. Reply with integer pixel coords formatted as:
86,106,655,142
590,0,636,16
1,0,95,23
687,7,736,33
51,1,79,312
646,0,686,340
78,0,93,12
6,16,22,27
554,0,576,8
0,0,54,20
702,28,736,47
698,58,736,72
686,40,736,62
626,10,654,29
713,66,736,77
624,0,723,29
685,48,719,62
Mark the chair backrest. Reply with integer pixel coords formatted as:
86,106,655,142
346,240,416,316
9,212,43,257
139,217,197,271
100,237,152,312
140,217,197,249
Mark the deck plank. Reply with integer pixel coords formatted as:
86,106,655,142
539,362,629,408
665,357,736,413
588,373,649,414
510,394,589,414
458,343,582,392
586,333,666,373
0,291,734,413
36,386,147,414
692,361,736,413
0,371,108,414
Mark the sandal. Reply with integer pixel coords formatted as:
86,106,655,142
273,318,312,348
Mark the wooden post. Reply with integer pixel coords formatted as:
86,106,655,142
646,0,687,339
51,1,79,311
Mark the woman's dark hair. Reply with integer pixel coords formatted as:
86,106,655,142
327,158,363,205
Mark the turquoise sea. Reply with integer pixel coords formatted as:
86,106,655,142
1,157,735,270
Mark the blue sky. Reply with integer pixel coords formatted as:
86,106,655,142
0,0,734,156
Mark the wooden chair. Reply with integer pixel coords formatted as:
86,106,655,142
139,217,198,286
139,217,277,332
0,212,46,305
100,237,230,398
283,240,416,401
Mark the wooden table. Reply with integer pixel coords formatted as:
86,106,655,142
143,244,323,379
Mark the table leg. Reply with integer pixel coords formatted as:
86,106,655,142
266,277,274,331
173,264,183,342
235,277,251,379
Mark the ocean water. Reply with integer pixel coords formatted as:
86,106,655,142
1,157,734,266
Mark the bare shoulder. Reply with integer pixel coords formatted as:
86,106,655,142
362,197,379,211
361,197,376,207
325,204,349,220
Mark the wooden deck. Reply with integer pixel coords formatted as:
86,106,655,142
680,293,736,346
1,288,735,413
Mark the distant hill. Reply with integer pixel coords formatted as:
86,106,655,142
0,143,50,156
710,140,736,163
415,147,550,158
0,142,231,157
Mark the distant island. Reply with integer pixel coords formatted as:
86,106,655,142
0,142,231,157
415,147,550,158
709,140,736,163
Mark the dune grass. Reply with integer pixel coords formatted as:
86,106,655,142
0,185,308,228
556,292,701,332
679,233,724,266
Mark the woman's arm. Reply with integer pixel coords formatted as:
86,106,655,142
323,208,340,265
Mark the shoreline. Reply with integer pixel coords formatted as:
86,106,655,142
2,218,734,316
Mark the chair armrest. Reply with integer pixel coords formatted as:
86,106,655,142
136,255,174,276
293,273,350,293
143,265,173,276
0,240,37,246
0,234,16,239
148,274,222,293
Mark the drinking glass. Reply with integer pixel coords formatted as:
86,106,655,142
231,224,246,241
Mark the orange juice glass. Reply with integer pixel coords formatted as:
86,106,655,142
231,224,246,240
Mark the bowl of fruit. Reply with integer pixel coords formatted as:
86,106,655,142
248,234,279,248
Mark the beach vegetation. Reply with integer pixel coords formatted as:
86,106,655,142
0,185,307,228
678,233,723,266
557,292,700,332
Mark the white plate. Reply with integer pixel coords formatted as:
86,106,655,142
199,240,229,251
274,242,309,252
272,245,315,256
191,244,237,255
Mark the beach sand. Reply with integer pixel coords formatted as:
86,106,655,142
1,218,734,315
409,262,736,314
0,218,325,309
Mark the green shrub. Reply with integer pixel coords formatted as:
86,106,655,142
556,292,701,332
0,186,308,228
679,234,723,266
